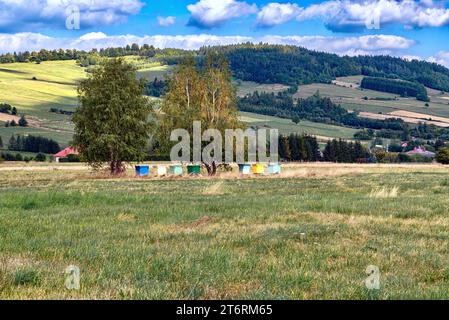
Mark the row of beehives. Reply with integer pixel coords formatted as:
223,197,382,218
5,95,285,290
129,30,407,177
135,163,282,177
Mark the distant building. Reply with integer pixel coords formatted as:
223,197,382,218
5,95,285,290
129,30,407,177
404,147,435,158
54,147,79,163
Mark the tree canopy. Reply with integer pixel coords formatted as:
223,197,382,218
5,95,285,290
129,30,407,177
156,53,242,174
73,58,153,174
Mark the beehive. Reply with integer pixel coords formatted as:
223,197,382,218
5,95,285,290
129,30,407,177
135,165,150,177
238,164,252,175
252,163,265,174
267,163,281,175
187,165,201,175
169,165,183,175
156,165,167,176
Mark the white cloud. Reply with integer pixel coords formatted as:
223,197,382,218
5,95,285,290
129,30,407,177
157,16,176,27
257,3,302,27
187,0,258,28
0,32,416,57
0,0,144,32
428,51,449,67
296,0,449,31
259,34,415,56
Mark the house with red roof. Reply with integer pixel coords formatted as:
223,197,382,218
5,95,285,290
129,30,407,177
404,147,435,158
53,147,79,163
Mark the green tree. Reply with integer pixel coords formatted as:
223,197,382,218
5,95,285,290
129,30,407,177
292,115,300,124
436,148,449,165
0,136,3,149
157,54,242,175
34,153,46,162
18,115,28,127
73,58,153,174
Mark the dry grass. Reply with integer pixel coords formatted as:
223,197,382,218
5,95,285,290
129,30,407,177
1,163,449,299
369,186,399,198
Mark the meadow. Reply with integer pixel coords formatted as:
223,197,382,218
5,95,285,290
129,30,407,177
0,163,448,299
295,76,449,119
0,59,363,152
240,112,358,140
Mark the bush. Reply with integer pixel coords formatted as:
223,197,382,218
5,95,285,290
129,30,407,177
18,115,28,127
436,148,449,164
34,153,47,162
399,153,433,163
59,154,81,163
14,269,40,286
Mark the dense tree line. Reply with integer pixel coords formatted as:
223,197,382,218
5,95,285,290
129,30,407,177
0,45,189,66
361,77,429,101
202,44,449,92
144,78,167,97
3,43,449,92
278,134,368,163
0,152,46,162
238,90,405,131
410,123,449,141
8,135,60,154
323,139,369,163
238,90,295,118
278,134,320,161
49,108,74,116
0,103,17,115
201,43,359,85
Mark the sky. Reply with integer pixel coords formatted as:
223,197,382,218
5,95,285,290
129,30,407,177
0,0,449,66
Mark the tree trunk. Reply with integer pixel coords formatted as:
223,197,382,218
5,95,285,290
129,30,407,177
110,160,126,175
204,161,217,176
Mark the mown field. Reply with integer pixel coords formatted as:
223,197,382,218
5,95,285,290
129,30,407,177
295,76,449,119
0,163,448,299
240,112,358,140
0,59,365,151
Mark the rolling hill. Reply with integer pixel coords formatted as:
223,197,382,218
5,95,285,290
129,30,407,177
0,58,362,152
3,42,449,154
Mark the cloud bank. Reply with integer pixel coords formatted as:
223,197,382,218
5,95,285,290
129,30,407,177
0,0,144,32
253,0,449,31
187,0,258,28
0,32,417,57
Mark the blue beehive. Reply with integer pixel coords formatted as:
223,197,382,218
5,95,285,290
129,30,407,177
267,163,282,175
135,165,150,177
238,164,252,175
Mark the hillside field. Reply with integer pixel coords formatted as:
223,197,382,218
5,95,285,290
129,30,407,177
0,163,448,299
295,76,449,125
0,60,364,150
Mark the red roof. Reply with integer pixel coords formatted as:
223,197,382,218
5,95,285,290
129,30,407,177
54,147,78,158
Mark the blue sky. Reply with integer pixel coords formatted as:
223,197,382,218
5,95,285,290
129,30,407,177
0,0,449,66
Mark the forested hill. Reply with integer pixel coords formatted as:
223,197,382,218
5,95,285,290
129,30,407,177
201,44,449,92
3,42,449,92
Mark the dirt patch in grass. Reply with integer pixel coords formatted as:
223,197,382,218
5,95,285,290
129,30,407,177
0,113,20,123
187,216,214,229
359,111,449,127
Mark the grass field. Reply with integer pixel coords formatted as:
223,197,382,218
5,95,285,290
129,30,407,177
0,163,448,299
240,112,358,140
295,76,449,119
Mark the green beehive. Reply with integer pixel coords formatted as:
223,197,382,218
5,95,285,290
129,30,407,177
187,164,202,175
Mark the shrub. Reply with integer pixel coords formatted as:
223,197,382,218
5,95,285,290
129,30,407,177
34,153,47,162
14,269,40,286
436,148,449,164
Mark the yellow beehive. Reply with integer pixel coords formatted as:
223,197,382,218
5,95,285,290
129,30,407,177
252,163,265,174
